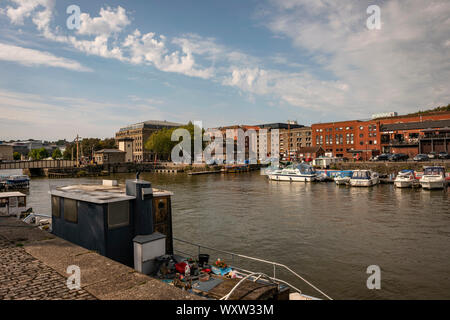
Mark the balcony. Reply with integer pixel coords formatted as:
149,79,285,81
421,133,450,139
381,139,419,146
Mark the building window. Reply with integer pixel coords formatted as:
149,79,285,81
63,199,78,223
108,201,130,229
52,196,60,218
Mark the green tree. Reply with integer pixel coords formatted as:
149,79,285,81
13,152,21,160
52,148,62,159
144,122,205,161
28,148,49,160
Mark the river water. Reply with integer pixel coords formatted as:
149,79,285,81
5,170,450,299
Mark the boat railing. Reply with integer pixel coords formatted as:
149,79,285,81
173,237,332,300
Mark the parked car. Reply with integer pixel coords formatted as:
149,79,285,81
438,152,450,159
390,153,409,161
428,152,437,159
413,154,429,161
375,154,391,161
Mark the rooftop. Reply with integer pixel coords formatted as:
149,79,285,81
49,181,172,204
95,149,126,153
118,120,183,132
380,119,450,131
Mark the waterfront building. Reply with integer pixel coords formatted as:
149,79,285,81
0,145,13,161
93,149,126,164
419,127,450,154
118,138,134,162
115,120,183,162
312,111,450,159
297,146,325,162
279,126,312,160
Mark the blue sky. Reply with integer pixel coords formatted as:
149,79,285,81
0,0,449,140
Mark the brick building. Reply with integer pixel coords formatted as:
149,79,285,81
115,120,183,162
312,111,450,160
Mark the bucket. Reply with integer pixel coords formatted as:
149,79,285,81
198,254,210,267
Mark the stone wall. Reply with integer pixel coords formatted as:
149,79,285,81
330,161,450,175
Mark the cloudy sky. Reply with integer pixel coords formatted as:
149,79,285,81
0,0,449,140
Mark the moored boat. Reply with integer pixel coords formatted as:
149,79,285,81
420,166,447,190
349,170,379,187
267,163,316,182
394,170,417,188
334,171,353,185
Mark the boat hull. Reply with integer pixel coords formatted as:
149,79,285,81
335,177,350,185
394,180,413,188
420,180,445,190
268,174,315,182
349,178,379,187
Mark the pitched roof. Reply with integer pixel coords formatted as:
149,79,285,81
95,149,125,153
297,146,324,153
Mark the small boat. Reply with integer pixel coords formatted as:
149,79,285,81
420,166,447,190
334,171,353,185
267,163,316,182
223,164,249,173
0,174,30,190
394,170,417,188
349,170,379,187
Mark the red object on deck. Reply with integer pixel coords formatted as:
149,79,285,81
175,262,187,274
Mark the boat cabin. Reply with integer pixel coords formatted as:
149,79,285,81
423,166,445,177
0,192,27,216
352,170,371,179
50,179,174,267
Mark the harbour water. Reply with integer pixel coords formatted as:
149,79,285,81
6,170,450,299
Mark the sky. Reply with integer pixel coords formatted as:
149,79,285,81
0,0,449,141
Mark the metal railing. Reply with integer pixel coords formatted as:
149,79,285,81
173,237,332,300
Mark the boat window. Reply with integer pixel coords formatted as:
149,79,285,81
108,201,130,229
0,198,7,208
63,199,78,223
52,196,60,218
18,197,26,207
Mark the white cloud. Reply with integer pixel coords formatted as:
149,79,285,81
261,0,450,114
0,89,176,140
0,42,91,71
77,6,130,36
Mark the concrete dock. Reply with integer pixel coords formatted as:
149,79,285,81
0,217,200,300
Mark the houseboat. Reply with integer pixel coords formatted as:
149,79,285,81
349,170,380,187
0,192,28,216
420,166,447,190
267,163,316,182
394,170,417,188
0,174,30,190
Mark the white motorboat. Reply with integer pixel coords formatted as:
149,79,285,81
261,165,282,176
420,166,447,190
349,170,379,187
394,170,417,188
268,163,316,182
334,171,353,185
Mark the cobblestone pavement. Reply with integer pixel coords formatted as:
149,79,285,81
0,235,96,300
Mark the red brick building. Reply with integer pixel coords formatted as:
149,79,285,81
312,111,450,160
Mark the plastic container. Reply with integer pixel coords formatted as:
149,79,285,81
198,254,210,267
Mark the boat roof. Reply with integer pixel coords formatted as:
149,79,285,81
49,183,173,204
0,192,26,198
